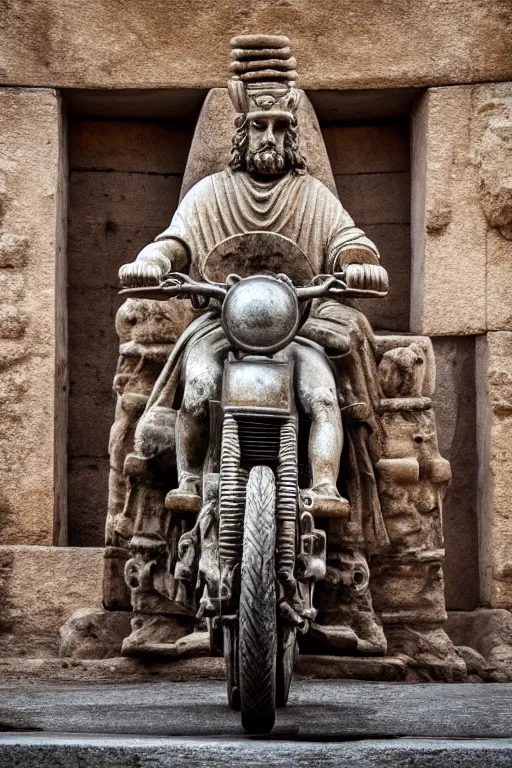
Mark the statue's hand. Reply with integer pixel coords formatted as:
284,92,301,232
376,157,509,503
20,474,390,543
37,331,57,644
119,243,174,287
119,261,165,287
344,263,389,293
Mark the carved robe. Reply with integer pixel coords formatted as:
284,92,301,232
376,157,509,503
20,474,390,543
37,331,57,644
142,168,390,552
156,168,379,277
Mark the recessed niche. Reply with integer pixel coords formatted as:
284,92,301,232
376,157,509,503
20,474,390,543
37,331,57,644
63,88,479,610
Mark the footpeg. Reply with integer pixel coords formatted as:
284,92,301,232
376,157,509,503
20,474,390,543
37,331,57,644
300,490,350,518
165,489,202,513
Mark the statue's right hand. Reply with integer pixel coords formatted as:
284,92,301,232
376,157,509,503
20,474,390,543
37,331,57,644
118,261,164,288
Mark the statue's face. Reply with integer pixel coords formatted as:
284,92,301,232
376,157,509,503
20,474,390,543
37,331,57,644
246,115,289,176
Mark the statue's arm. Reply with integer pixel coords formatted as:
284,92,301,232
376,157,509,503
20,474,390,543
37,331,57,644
326,204,389,294
119,236,190,288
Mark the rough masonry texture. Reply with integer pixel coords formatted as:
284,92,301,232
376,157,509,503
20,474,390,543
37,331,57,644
477,332,512,609
0,546,103,657
411,83,512,336
0,1,511,90
0,88,67,546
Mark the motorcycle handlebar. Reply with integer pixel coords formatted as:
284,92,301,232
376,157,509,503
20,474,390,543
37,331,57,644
119,274,228,301
119,272,388,302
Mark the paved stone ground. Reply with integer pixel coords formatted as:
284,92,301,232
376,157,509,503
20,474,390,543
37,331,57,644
0,681,512,766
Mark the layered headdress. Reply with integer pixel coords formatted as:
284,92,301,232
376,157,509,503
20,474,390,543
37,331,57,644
228,34,301,121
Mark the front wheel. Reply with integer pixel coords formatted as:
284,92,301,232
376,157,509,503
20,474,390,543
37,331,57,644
239,465,277,734
276,625,297,708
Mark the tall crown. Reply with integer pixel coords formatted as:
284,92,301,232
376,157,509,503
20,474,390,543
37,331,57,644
228,34,301,120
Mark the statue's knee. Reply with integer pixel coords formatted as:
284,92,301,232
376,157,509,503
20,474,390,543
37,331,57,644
124,453,152,479
309,386,339,420
181,373,217,420
131,406,177,467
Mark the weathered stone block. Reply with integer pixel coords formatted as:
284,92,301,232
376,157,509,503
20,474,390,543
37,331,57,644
0,88,67,545
0,546,103,657
371,557,447,625
68,393,115,457
476,332,512,609
334,173,410,225
412,82,512,335
472,83,512,331
362,223,410,331
68,458,110,547
60,608,132,659
69,324,119,398
0,1,511,90
487,228,512,331
472,83,512,240
446,608,512,679
411,86,487,335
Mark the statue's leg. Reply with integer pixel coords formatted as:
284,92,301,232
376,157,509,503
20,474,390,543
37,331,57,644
293,343,348,516
170,334,224,505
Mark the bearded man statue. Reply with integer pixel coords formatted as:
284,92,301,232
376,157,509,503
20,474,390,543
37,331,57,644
105,35,454,666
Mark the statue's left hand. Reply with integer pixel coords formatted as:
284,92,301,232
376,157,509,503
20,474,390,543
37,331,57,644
344,263,389,293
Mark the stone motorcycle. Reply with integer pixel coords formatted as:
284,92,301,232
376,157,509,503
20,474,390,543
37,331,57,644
120,232,387,733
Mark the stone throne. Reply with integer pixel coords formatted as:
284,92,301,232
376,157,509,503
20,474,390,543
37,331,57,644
64,87,461,680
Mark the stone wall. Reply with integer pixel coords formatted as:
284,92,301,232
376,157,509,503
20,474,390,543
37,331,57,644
0,88,67,547
432,338,479,610
0,1,511,90
412,83,512,610
67,118,193,545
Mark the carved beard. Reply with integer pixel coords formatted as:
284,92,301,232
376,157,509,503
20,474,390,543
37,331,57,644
246,147,286,176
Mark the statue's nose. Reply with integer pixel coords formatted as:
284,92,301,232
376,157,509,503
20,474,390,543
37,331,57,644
264,126,276,146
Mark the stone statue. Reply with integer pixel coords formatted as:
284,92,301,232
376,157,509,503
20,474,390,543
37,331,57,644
99,35,461,727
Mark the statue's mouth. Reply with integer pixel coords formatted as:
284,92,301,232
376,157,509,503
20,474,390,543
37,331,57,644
247,148,286,175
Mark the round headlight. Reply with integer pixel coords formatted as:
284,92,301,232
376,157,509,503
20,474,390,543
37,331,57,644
221,276,299,354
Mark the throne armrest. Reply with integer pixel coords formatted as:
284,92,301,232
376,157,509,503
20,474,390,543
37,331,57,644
374,334,436,399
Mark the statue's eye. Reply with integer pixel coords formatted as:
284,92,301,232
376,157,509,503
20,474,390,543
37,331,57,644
252,120,265,131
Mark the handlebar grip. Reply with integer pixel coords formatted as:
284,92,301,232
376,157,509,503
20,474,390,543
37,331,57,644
119,285,182,300
339,288,389,299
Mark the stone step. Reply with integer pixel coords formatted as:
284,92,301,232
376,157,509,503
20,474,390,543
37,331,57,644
1,734,511,767
0,654,409,686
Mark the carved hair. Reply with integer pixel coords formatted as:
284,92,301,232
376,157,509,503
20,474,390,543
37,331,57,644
229,114,308,174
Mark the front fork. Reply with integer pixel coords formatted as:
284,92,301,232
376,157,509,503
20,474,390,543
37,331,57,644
212,412,326,625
